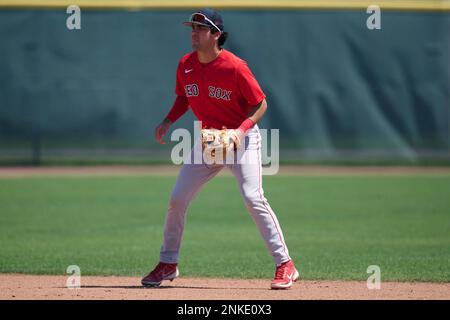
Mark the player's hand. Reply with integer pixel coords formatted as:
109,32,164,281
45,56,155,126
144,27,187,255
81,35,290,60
227,128,244,149
155,118,172,144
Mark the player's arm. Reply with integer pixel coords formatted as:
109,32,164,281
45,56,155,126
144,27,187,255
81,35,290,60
155,95,189,144
228,99,266,147
246,98,267,124
155,60,189,145
233,61,267,139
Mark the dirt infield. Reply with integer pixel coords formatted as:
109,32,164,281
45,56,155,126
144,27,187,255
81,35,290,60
1,274,449,300
1,165,450,178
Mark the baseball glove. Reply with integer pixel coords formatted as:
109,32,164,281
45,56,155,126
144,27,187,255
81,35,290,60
201,128,242,164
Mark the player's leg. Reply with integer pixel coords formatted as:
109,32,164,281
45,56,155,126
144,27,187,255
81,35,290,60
228,125,298,289
142,145,223,286
160,161,223,263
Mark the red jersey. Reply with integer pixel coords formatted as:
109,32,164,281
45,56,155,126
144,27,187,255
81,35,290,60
166,49,265,129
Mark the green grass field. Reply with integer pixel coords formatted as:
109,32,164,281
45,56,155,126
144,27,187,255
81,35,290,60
0,174,449,282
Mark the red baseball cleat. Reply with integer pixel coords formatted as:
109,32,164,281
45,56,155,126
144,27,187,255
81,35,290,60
271,260,299,290
141,262,179,287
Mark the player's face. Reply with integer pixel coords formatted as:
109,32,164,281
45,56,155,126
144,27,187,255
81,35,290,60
191,24,216,51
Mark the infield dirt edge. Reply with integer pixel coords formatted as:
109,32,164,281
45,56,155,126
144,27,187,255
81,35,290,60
1,274,449,300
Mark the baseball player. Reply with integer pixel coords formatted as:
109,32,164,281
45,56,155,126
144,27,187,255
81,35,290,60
142,8,299,289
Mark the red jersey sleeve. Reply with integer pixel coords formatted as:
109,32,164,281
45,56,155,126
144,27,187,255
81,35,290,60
167,60,189,123
236,62,266,109
166,95,189,123
175,61,185,97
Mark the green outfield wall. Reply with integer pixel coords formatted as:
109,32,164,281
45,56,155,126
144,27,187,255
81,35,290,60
0,5,449,163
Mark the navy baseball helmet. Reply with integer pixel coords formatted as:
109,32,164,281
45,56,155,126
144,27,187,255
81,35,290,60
183,8,224,32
